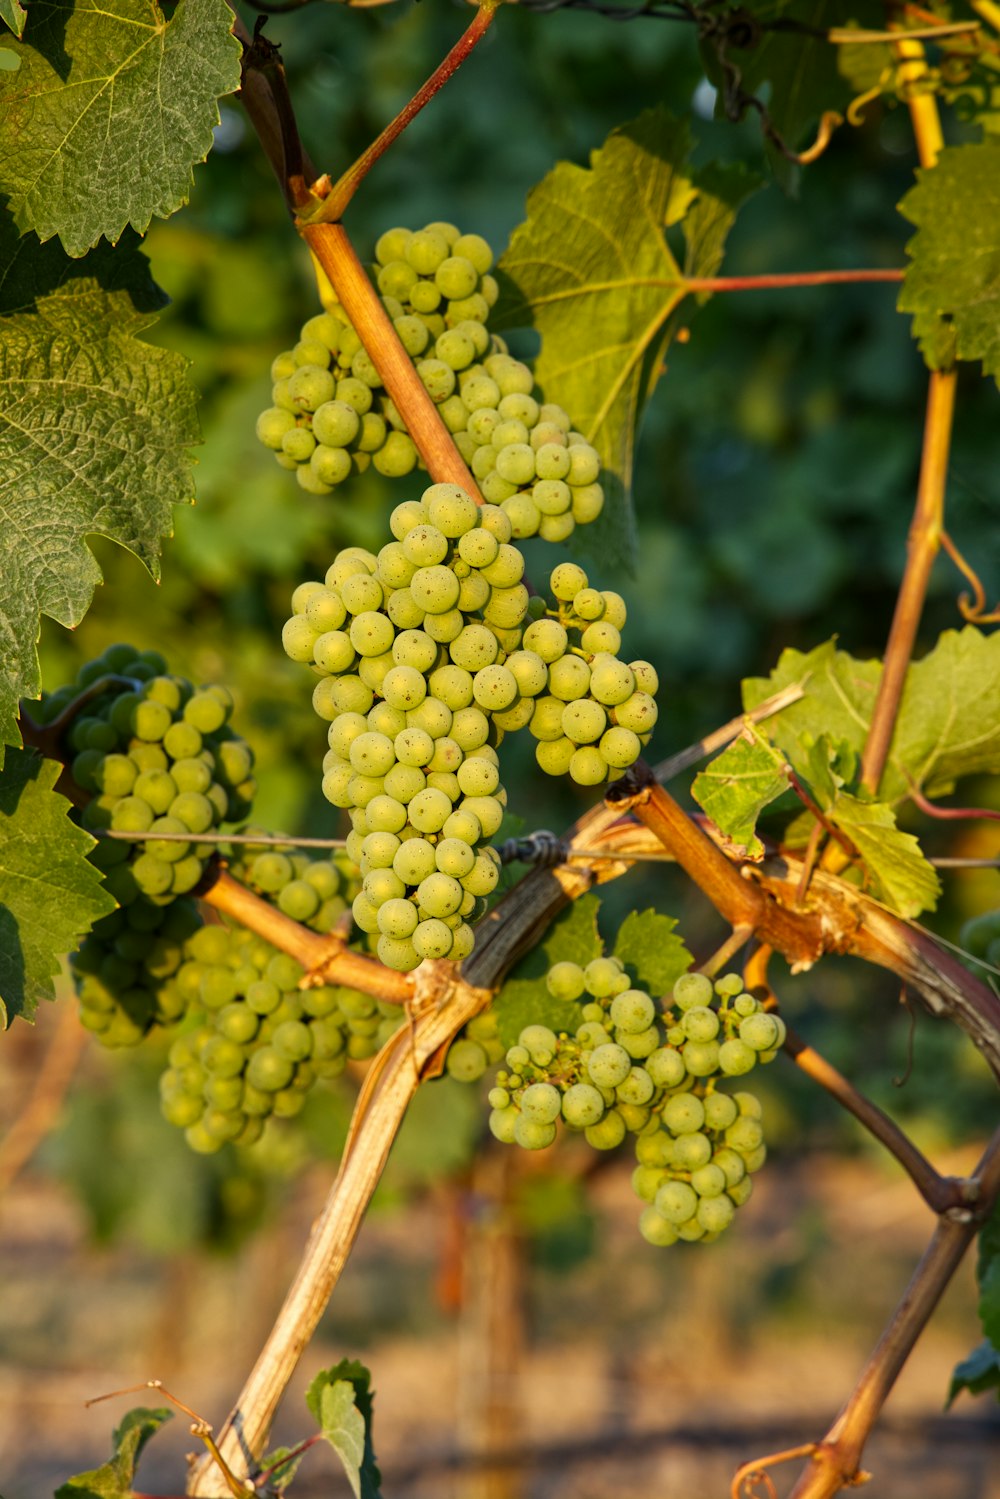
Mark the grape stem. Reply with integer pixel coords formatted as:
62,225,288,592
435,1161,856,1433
300,220,485,496
316,3,500,222
786,1126,1000,1499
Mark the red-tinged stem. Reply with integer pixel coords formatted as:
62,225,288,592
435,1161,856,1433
321,4,499,221
301,221,483,496
685,268,904,293
908,783,1000,822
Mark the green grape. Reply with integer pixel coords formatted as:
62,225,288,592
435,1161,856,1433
415,872,464,918
536,737,576,776
514,1116,557,1151
584,1111,627,1150
586,1043,632,1088
520,1082,562,1124
561,1083,605,1128
718,1039,757,1076
548,656,591,702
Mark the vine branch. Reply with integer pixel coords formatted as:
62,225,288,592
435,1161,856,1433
787,1126,1000,1499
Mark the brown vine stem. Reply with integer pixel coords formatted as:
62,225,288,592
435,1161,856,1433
856,28,954,799
685,268,904,294
787,1125,1000,1499
200,867,413,1005
319,2,500,222
300,220,484,496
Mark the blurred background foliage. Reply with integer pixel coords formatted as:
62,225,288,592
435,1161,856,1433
28,0,998,1262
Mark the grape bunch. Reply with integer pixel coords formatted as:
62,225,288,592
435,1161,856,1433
159,918,403,1154
53,646,256,907
256,221,605,542
486,963,784,1247
225,831,361,935
442,1007,505,1083
71,896,202,1047
282,483,527,971
523,562,658,785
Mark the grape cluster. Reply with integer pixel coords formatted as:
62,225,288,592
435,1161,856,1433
71,896,202,1047
159,917,403,1154
524,562,658,785
256,222,605,542
57,646,256,906
487,963,784,1247
282,483,527,971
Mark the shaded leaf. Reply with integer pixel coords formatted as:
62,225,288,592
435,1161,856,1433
0,0,241,256
612,908,691,997
54,1406,172,1497
946,1339,1000,1408
259,1445,307,1493
497,109,747,566
899,141,1000,383
691,723,790,858
0,748,116,1029
307,1360,381,1499
493,894,603,1048
1,0,26,39
0,216,199,760
979,1199,1000,1349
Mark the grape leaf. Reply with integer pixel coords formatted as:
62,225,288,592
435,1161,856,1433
496,108,750,567
54,1406,172,1498
947,1339,1000,1407
493,894,603,1048
307,1361,381,1499
691,724,791,858
979,1199,1000,1349
0,0,241,257
0,216,199,763
0,0,26,39
742,629,1000,808
823,791,940,917
612,908,691,996
0,748,116,1029
898,141,1000,383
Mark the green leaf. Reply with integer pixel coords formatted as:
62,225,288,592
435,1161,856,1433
978,1199,1000,1349
691,724,791,858
493,894,603,1048
54,1406,172,1497
0,0,241,256
899,141,1000,383
946,1339,1000,1408
0,748,116,1029
682,160,762,292
307,1360,381,1499
612,908,691,996
497,108,749,566
824,791,940,917
0,216,199,761
743,630,1000,809
1,0,26,39
259,1445,308,1493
